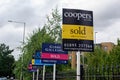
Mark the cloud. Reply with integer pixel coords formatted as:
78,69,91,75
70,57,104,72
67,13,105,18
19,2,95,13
96,20,120,44
1,0,37,26
0,24,22,46
94,0,120,30
0,0,61,60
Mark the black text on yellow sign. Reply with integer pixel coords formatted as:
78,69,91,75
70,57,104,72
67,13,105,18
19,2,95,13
62,24,93,40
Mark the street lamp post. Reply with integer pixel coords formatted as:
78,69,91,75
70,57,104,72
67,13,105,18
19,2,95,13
95,32,98,45
8,20,26,80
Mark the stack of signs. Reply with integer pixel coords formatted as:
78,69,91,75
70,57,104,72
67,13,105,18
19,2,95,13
28,62,37,72
32,50,41,59
62,8,94,52
32,50,42,66
28,51,40,72
41,43,68,64
32,50,53,66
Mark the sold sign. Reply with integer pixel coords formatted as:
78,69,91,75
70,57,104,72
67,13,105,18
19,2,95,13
62,8,94,52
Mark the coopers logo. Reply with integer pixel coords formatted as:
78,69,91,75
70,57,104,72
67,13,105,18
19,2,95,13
63,9,93,26
64,12,92,21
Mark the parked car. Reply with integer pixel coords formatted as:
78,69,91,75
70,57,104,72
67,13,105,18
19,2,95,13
0,77,7,80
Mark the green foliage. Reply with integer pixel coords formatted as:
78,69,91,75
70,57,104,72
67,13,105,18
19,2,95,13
84,41,120,79
44,8,71,72
14,27,55,80
0,43,15,77
14,8,64,80
85,47,109,67
117,38,120,46
44,8,62,43
24,27,55,62
109,41,120,65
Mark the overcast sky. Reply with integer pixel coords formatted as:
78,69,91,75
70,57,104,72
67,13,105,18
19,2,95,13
0,0,120,60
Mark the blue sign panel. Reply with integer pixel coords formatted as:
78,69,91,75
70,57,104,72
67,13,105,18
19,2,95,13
32,59,53,66
41,59,68,64
42,43,68,54
41,43,68,64
32,50,41,59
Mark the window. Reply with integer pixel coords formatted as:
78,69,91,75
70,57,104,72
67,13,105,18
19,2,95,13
104,46,108,51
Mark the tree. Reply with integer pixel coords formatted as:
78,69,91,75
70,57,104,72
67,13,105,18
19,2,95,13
0,43,15,77
44,8,71,71
85,47,109,67
14,8,71,80
44,8,62,43
14,27,55,80
109,39,120,65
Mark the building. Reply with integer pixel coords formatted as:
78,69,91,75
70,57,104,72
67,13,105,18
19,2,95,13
99,42,115,53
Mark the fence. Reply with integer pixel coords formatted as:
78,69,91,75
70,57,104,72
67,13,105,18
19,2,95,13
84,65,120,80
38,65,120,80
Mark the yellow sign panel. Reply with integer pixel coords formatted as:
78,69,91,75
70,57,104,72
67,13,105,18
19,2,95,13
62,24,93,40
32,59,35,65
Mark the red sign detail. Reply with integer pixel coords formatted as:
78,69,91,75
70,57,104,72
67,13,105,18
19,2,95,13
41,53,68,60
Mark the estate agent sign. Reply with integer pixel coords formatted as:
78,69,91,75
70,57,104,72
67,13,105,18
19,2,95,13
62,8,94,52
